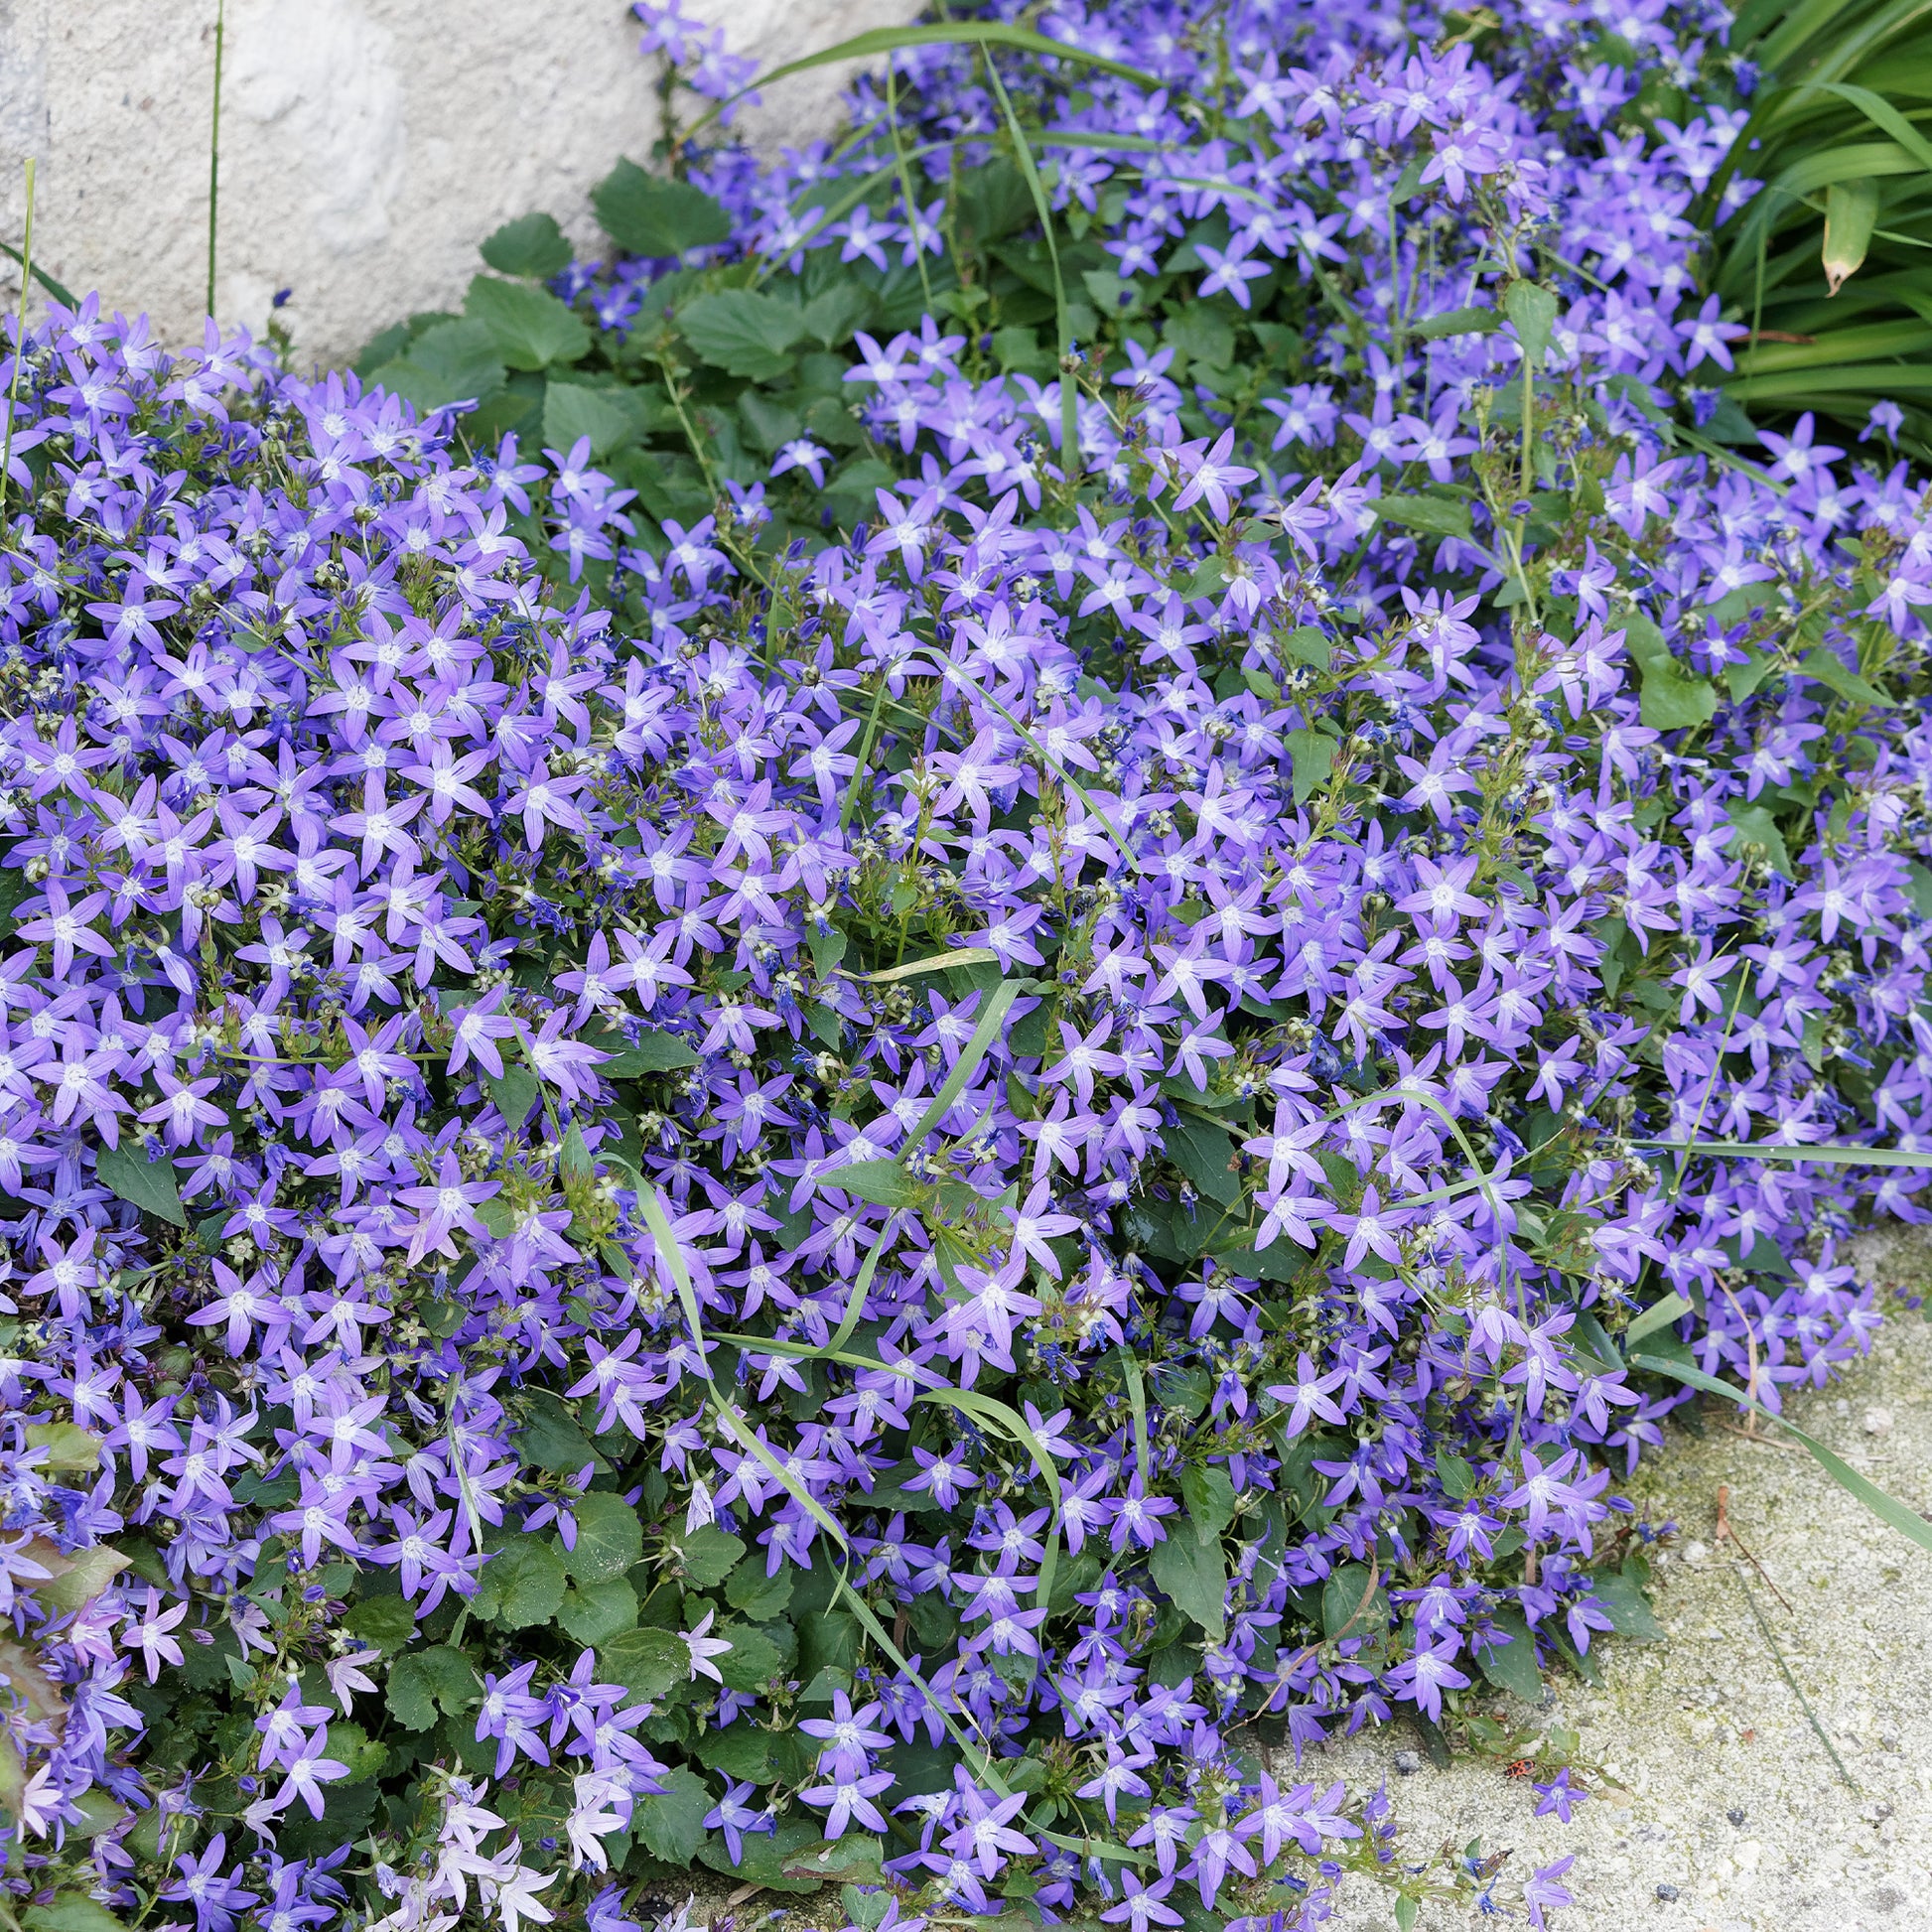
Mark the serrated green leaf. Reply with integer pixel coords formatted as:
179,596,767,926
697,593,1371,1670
489,1538,568,1628
635,1764,714,1863
35,1545,128,1614
344,1594,416,1654
1725,801,1793,879
25,1894,124,1932
558,1578,638,1645
593,159,732,258
1280,623,1331,669
1321,1562,1388,1643
464,275,590,371
385,1646,476,1731
481,211,573,280
1373,492,1472,539
515,1390,604,1473
716,1619,789,1693
1179,1462,1236,1540
801,282,874,348
1504,279,1560,369
543,380,646,460
695,1723,775,1782
95,1142,186,1227
674,1524,747,1587
1472,1606,1542,1700
678,290,807,381
726,1557,794,1619
1287,728,1336,804
698,1815,825,1893
486,1065,540,1128
1587,1569,1663,1641
1800,645,1892,709
1165,1113,1241,1207
1435,1449,1475,1499
1414,305,1500,341
1163,307,1234,368
564,1491,643,1586
596,1028,702,1076
24,1422,101,1471
1639,661,1720,731
832,1158,930,1207
369,318,506,410
1148,1520,1225,1640
598,1625,690,1703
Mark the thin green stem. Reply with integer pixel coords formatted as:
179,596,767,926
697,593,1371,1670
207,0,225,318
983,56,1079,479
886,64,935,317
840,669,893,835
1729,1561,1859,1792
1,158,35,527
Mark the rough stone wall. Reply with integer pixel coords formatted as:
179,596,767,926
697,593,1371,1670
0,0,915,366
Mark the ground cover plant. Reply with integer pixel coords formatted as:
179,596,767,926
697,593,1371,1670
1,1,1932,1930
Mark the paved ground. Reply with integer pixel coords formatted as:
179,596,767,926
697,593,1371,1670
1312,1231,1932,1932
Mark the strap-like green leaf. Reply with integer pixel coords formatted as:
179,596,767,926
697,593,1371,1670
1635,1139,1932,1166
691,22,1163,142
1631,1354,1932,1557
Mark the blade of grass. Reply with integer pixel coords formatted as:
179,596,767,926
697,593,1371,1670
1118,1344,1150,1488
885,63,935,317
845,946,998,983
905,976,1027,1149
839,668,893,835
983,57,1080,479
687,22,1163,145
1728,1557,1860,1792
1816,78,1932,172
207,0,225,318
1635,1139,1932,1165
1630,1352,1932,1557
1624,1291,1694,1348
0,240,71,310
1,159,35,526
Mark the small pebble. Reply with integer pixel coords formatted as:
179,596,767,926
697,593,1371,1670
1682,1540,1710,1567
1863,1406,1893,1436
1655,1882,1680,1901
1393,1749,1420,1776
1726,1806,1746,1826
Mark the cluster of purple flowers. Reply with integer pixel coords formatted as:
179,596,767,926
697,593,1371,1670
0,0,1923,1929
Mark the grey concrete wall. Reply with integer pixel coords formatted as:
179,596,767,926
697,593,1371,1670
0,0,913,366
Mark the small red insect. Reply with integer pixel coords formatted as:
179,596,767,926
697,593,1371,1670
1504,1759,1535,1778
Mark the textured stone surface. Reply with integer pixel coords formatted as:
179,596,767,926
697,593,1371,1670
1310,1225,1932,1930
0,0,913,364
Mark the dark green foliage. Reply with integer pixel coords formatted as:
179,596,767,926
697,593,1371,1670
592,159,733,258
1708,0,1932,447
482,211,574,280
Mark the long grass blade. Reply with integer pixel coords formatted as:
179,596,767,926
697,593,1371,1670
0,239,71,310
905,976,1025,1149
1636,1139,1932,1166
1730,1559,1861,1792
983,59,1080,478
1117,1344,1151,1489
688,23,1161,144
1630,1353,1932,1557
1,159,35,525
